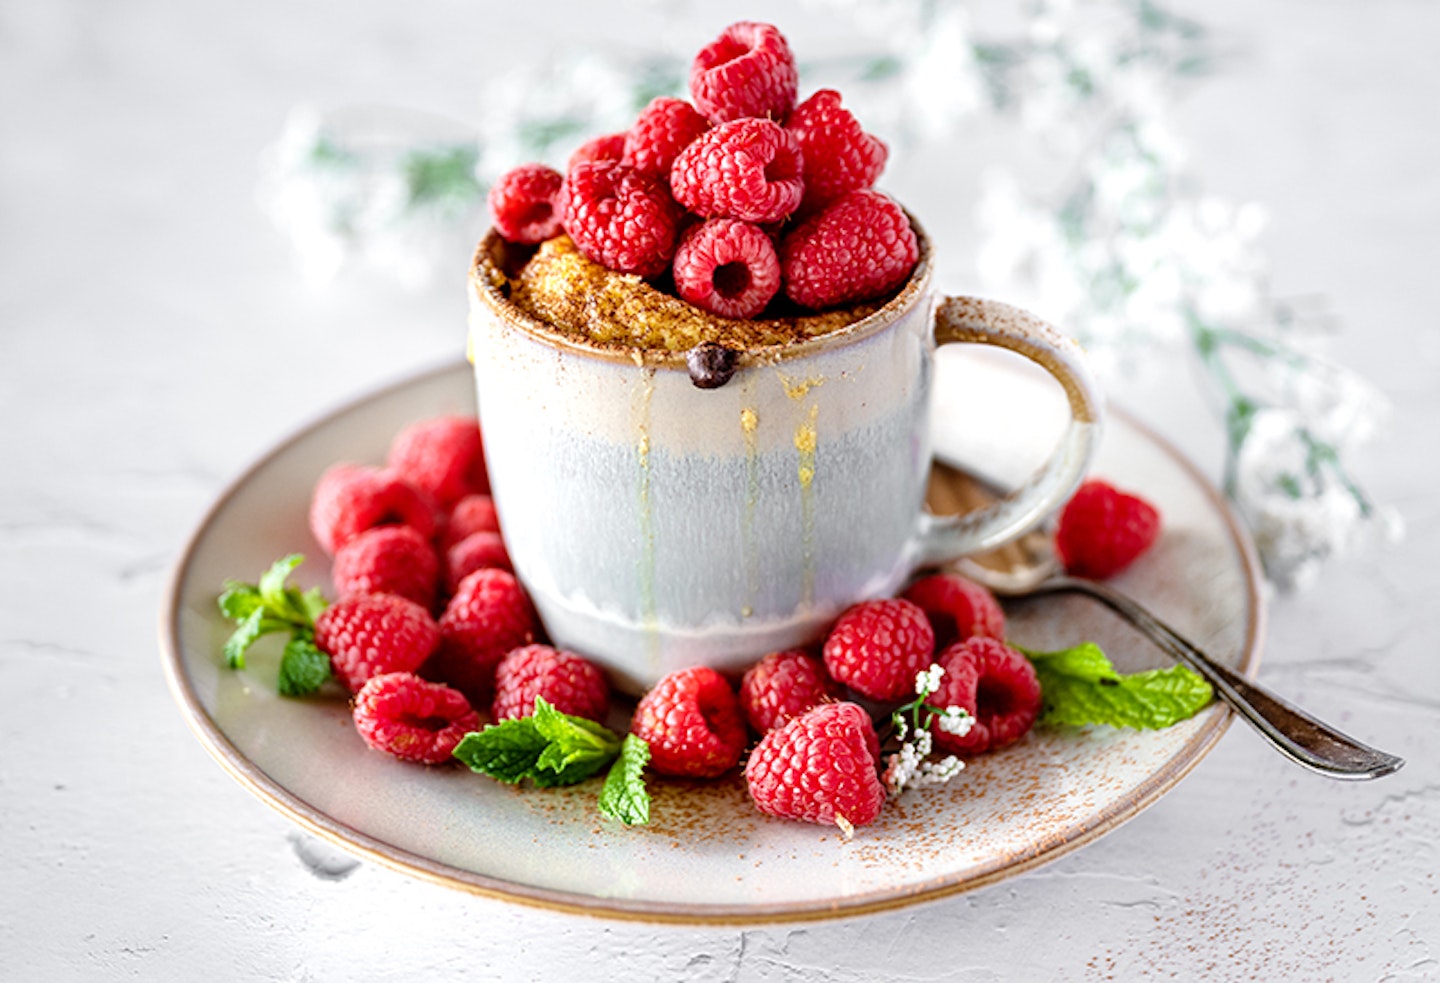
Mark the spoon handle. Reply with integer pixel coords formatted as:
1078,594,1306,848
1034,577,1405,780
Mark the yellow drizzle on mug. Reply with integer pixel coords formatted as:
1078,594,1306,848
794,403,819,606
778,371,825,401
632,370,659,662
739,406,761,619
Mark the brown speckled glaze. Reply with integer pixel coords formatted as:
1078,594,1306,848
936,296,1101,424
161,358,1262,925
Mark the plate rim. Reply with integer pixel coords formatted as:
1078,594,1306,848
158,357,1266,925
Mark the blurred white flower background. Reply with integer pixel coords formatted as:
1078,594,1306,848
255,0,1401,590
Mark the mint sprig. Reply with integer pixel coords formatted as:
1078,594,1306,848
217,554,332,697
1023,642,1213,730
598,735,651,826
453,698,652,825
276,636,332,697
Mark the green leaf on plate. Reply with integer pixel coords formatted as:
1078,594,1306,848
454,698,624,788
598,734,651,826
222,608,291,669
217,554,328,682
1024,641,1214,730
277,635,332,697
452,717,551,784
217,582,263,620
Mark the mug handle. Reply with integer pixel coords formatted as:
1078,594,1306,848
914,295,1103,566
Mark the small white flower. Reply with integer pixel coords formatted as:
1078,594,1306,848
935,706,975,737
1233,408,1402,589
911,755,965,787
912,728,933,758
915,664,945,697
256,105,483,290
883,740,923,797
883,724,964,797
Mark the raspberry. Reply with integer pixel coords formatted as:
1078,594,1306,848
444,530,513,595
902,573,1006,650
386,415,488,508
567,131,626,171
928,637,1041,756
558,161,683,278
822,598,935,702
672,218,781,319
669,118,803,224
622,97,710,178
309,463,436,556
331,524,439,609
439,493,501,552
744,702,885,829
781,190,919,309
1055,479,1162,579
630,666,746,778
426,568,536,706
689,21,798,124
314,593,441,693
785,89,888,212
491,644,610,724
739,648,840,734
487,163,565,245
352,672,481,765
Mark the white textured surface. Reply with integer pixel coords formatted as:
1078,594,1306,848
3,2,1438,981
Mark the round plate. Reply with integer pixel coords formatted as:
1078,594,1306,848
160,354,1263,924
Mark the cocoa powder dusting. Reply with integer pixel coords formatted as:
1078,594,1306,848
504,235,884,354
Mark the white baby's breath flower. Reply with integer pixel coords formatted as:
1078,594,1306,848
256,105,483,290
900,7,986,139
886,734,967,797
884,719,968,797
912,728,933,758
935,706,975,737
916,664,945,697
256,107,350,287
1233,408,1402,589
911,755,965,787
1278,357,1390,451
883,740,923,797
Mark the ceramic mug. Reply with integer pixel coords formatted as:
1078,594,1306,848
469,222,1102,693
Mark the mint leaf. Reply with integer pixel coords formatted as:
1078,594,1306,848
258,554,304,607
277,635,332,697
598,735,651,826
293,585,328,624
256,554,328,625
1024,642,1214,730
222,608,291,669
217,582,263,620
452,698,631,800
217,555,328,683
529,698,622,784
452,718,549,783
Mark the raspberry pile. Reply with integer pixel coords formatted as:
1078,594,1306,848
226,430,1165,831
488,21,917,322
304,414,558,764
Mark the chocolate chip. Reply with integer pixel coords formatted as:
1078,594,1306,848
687,342,740,389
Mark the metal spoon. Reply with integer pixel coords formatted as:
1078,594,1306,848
927,460,1405,781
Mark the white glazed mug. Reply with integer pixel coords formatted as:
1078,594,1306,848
469,223,1102,693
